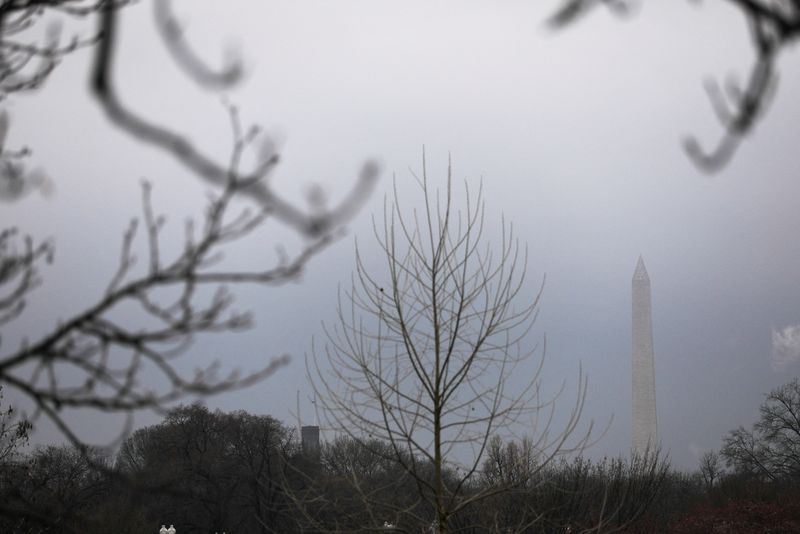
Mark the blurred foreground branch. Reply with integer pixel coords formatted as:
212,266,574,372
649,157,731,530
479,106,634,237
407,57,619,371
1,1,380,211
90,1,379,236
550,0,797,172
0,0,380,454
0,106,338,452
0,0,111,201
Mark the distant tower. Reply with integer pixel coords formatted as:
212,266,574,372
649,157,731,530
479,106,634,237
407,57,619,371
298,391,320,455
301,425,320,453
632,256,657,455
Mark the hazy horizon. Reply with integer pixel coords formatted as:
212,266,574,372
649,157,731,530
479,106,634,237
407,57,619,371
3,0,800,472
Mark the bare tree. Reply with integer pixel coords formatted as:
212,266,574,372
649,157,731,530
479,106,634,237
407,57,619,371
308,156,591,532
550,0,797,172
721,378,800,481
698,450,723,491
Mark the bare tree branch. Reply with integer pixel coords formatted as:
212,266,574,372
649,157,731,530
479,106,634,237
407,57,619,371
0,1,382,458
305,155,593,532
153,0,243,89
0,103,343,453
90,1,379,237
0,1,109,96
550,0,800,172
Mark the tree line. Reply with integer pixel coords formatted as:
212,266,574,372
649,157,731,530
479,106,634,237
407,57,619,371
1,378,798,533
0,403,666,533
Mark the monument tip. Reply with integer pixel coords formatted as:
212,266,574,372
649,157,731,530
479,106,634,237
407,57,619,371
633,255,649,282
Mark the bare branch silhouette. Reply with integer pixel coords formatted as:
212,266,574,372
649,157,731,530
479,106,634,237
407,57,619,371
153,0,243,89
90,1,379,237
0,104,342,454
0,0,381,457
0,1,107,200
0,1,105,96
304,155,593,532
550,0,799,172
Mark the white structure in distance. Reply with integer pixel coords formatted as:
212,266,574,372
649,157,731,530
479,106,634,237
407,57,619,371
631,256,658,455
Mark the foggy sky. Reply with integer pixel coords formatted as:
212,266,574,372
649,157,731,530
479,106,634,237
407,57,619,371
4,0,800,470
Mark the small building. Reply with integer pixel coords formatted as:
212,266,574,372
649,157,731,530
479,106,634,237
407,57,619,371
301,425,320,453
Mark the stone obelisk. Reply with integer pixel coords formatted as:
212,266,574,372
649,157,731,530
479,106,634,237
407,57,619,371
632,256,657,455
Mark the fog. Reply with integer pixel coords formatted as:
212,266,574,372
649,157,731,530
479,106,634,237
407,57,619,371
3,0,800,471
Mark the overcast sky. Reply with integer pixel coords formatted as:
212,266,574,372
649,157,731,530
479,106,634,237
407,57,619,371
4,0,800,470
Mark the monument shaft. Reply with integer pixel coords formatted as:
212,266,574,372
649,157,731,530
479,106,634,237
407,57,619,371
632,256,657,454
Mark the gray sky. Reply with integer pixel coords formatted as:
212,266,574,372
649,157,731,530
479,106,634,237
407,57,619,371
4,0,800,470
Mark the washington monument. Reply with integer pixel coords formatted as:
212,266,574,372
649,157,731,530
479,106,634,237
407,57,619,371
632,255,657,454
